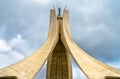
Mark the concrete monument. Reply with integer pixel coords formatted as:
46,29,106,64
0,8,120,79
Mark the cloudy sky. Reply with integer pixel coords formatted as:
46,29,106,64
0,0,120,79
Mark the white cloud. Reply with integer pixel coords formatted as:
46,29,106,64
0,34,30,68
32,0,51,5
85,0,88,4
9,34,26,48
11,51,24,60
0,40,11,52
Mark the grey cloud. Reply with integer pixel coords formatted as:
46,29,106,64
0,0,120,79
0,0,51,49
68,0,120,65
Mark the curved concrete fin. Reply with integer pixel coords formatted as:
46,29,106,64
0,9,59,79
61,9,120,79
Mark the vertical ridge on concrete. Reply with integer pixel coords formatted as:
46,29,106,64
0,9,59,79
47,11,72,79
47,40,72,79
61,8,120,79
